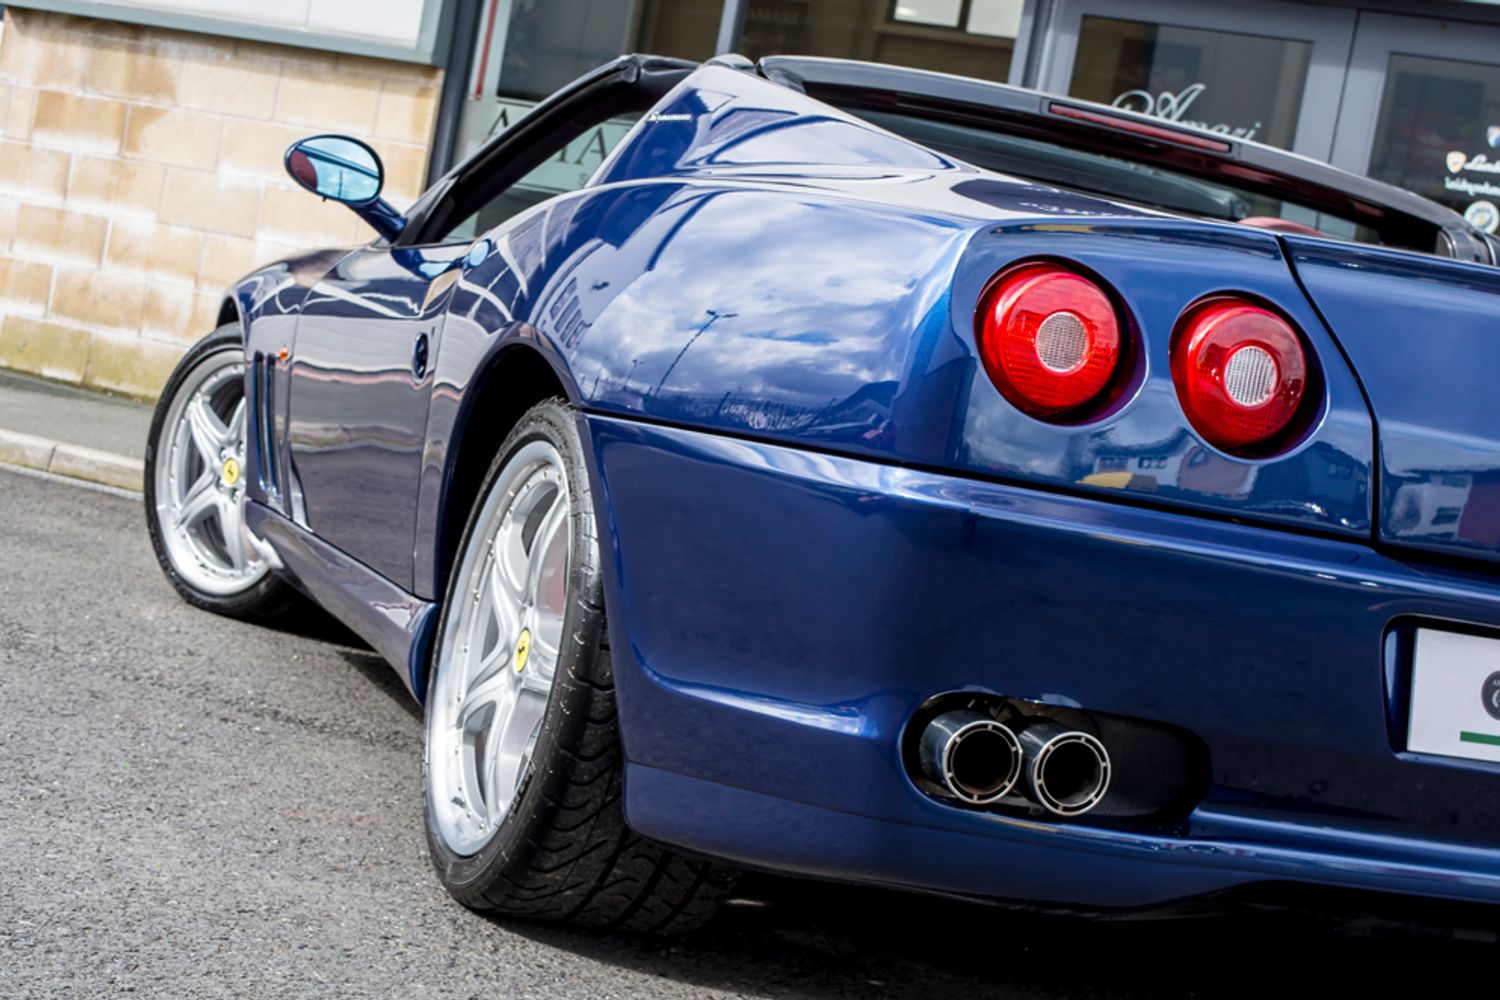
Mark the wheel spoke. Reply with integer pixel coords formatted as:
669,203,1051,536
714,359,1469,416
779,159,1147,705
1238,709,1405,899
530,502,569,684
175,473,218,528
457,655,513,731
478,710,505,819
487,584,522,646
525,490,568,599
216,495,247,570
186,394,229,465
462,557,499,664
488,535,527,622
226,397,247,446
488,687,547,820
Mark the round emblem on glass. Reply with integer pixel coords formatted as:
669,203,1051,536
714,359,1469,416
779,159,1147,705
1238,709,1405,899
1483,671,1500,722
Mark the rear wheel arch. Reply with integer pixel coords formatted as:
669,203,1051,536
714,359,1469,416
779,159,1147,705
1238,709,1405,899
437,343,577,594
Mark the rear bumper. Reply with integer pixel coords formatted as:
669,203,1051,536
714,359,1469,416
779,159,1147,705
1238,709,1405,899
585,415,1500,909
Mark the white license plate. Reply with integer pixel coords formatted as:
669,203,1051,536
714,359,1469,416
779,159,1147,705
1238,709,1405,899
1408,629,1500,764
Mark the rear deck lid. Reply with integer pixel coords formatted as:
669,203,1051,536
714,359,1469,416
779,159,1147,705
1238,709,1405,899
1287,237,1500,566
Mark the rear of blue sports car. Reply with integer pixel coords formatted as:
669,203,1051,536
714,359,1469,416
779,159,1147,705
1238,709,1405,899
563,59,1500,914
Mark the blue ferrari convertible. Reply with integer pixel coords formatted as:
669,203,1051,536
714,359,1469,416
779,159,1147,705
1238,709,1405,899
144,54,1500,932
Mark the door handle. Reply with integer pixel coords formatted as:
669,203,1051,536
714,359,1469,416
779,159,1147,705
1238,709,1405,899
412,332,430,380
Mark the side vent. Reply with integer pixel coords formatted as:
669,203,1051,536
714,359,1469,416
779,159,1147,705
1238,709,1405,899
253,353,280,497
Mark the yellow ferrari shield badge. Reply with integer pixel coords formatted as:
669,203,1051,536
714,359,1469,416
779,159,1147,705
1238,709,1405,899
221,457,241,487
514,628,531,673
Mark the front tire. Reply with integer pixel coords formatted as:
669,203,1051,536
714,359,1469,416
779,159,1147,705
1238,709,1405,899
144,324,302,621
423,398,737,933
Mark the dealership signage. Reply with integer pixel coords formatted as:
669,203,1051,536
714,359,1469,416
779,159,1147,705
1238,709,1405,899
1110,83,1262,141
1444,131,1500,232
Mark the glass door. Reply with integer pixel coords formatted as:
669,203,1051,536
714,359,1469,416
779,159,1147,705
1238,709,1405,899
455,0,723,164
1329,12,1500,235
1035,0,1355,159
736,1,1028,85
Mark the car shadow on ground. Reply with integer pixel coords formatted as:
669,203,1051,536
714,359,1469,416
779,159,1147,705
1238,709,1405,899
260,605,422,722
507,873,1499,999
337,647,423,722
267,602,367,647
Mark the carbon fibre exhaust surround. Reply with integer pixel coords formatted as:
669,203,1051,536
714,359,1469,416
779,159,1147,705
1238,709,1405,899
905,695,1209,828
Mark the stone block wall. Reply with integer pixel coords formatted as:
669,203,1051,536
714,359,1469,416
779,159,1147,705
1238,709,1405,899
0,8,441,398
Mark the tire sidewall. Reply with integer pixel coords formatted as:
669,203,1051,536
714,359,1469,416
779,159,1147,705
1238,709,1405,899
423,399,608,894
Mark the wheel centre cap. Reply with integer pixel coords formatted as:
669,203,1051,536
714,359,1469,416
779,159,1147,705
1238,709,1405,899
221,456,241,487
514,628,531,673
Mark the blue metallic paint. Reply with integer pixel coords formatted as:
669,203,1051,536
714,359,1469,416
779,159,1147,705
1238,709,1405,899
625,764,1500,909
590,417,1500,904
285,241,468,589
220,62,1500,911
1287,238,1500,566
233,248,344,517
445,66,1373,554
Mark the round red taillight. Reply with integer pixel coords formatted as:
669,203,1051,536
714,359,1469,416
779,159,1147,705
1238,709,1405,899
1171,299,1311,453
976,264,1124,420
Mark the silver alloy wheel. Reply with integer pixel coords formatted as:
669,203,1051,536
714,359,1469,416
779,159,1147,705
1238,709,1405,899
427,440,573,856
152,347,267,596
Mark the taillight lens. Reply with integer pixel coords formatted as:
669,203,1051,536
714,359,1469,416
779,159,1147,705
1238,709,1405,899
1171,299,1312,453
976,264,1124,420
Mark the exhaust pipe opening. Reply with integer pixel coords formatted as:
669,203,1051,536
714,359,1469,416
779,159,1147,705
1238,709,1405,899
918,710,1022,804
1019,723,1111,817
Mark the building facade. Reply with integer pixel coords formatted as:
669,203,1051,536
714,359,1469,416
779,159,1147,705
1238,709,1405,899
3,0,1500,398
0,2,444,397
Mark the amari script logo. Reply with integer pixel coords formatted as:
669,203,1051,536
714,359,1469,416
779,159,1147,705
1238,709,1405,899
1110,83,1262,140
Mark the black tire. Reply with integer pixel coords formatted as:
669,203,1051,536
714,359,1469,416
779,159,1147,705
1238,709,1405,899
423,398,738,934
144,324,305,622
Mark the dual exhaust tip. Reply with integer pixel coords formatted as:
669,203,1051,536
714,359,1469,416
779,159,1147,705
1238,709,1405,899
918,709,1111,817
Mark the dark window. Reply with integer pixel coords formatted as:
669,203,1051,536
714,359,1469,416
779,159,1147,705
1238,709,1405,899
486,0,718,102
1368,53,1500,232
738,0,1019,86
1068,17,1311,150
444,112,643,242
455,1,718,163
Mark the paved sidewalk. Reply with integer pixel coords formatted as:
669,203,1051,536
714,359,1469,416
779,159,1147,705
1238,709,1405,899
0,370,152,492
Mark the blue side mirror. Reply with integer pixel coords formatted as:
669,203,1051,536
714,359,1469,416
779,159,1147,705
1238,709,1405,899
284,134,405,241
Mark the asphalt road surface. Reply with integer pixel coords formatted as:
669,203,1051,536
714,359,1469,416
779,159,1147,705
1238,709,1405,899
2,465,1496,998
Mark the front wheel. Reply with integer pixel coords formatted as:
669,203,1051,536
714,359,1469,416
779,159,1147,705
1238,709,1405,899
144,324,302,621
423,398,737,934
